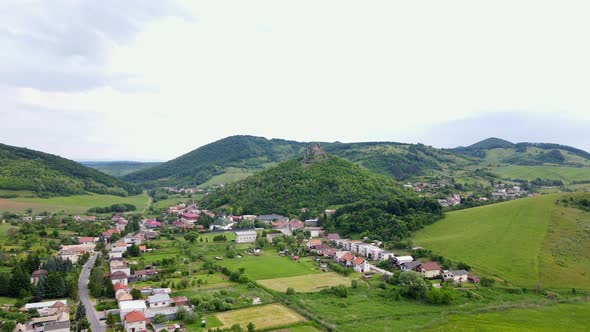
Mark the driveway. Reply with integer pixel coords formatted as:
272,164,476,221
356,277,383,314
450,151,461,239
79,254,107,332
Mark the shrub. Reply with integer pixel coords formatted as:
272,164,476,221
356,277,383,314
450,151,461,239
480,277,495,287
286,288,295,295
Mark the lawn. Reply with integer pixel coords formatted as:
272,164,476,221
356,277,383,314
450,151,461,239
0,192,149,214
217,250,321,280
413,194,590,289
214,303,306,330
426,301,590,331
494,165,590,183
258,272,354,292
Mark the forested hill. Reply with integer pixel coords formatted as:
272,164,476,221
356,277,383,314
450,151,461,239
0,143,140,196
122,136,308,188
123,135,473,188
453,138,590,166
201,151,443,240
81,161,162,178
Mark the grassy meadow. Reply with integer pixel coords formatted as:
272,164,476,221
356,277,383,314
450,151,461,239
0,191,149,214
214,303,306,330
425,301,590,331
494,165,590,183
258,272,354,292
413,194,590,289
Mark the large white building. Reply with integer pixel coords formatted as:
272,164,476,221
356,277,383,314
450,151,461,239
235,231,257,243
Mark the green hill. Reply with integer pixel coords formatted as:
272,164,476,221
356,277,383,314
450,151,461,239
413,194,590,289
0,143,140,197
201,146,442,240
466,137,515,150
124,135,474,188
81,161,162,178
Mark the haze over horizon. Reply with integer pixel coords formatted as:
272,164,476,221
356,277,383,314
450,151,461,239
2,0,590,161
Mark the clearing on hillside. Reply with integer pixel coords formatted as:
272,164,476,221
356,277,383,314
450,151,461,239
214,303,306,330
413,194,590,289
494,165,590,183
258,272,354,292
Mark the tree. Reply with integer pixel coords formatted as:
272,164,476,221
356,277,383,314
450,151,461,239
184,233,197,243
247,322,256,332
397,271,429,299
9,264,31,297
480,277,495,287
1,321,16,332
130,288,142,300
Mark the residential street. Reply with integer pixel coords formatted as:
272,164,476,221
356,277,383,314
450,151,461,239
79,254,107,332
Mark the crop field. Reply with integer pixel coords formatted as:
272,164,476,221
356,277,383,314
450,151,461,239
258,272,354,292
426,301,590,331
215,303,306,330
0,192,149,214
217,251,321,280
494,165,590,183
413,194,590,289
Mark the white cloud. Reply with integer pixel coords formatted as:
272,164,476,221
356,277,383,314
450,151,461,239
3,0,590,160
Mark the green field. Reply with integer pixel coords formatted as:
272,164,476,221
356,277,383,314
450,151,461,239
199,167,257,188
218,251,321,280
426,301,590,331
413,194,590,289
0,192,149,214
494,165,590,183
215,303,306,330
258,272,354,292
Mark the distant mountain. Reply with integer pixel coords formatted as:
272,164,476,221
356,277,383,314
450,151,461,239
123,135,473,188
464,137,515,150
0,143,140,196
453,137,590,166
81,161,162,178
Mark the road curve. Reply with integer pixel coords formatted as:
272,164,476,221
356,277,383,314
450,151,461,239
79,254,107,332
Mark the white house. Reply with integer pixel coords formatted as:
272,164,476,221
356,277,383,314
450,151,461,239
119,300,147,319
235,230,257,243
393,255,414,265
442,270,469,283
353,257,370,273
123,310,147,332
147,293,171,308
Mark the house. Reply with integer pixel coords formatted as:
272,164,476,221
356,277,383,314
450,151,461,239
442,270,469,283
326,233,341,241
111,271,129,285
400,261,421,272
468,276,480,284
123,310,148,332
341,252,355,267
22,216,33,221
271,220,288,229
392,255,414,266
266,233,283,243
31,269,48,285
353,257,369,273
39,320,70,332
117,292,134,302
25,300,68,311
172,296,189,307
180,213,200,221
419,262,441,278
124,236,143,246
24,300,70,332
102,228,121,242
289,219,305,230
119,300,147,318
235,230,257,243
304,226,323,238
77,237,97,245
110,260,131,276
134,269,158,281
35,216,45,221
256,214,289,223
147,293,171,308
306,239,323,250
145,219,162,228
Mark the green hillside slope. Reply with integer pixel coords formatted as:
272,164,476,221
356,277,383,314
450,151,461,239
413,194,590,289
81,161,162,178
0,143,140,196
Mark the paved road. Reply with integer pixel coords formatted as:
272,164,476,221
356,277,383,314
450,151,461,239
79,254,107,332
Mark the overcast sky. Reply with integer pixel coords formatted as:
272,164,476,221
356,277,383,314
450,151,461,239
2,0,590,161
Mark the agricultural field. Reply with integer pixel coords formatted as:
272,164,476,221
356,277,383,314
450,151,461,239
413,194,590,289
0,191,149,214
426,301,590,331
214,303,306,330
217,251,321,280
493,165,590,183
258,272,354,292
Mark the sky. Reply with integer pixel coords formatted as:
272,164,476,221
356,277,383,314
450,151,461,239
2,0,590,161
